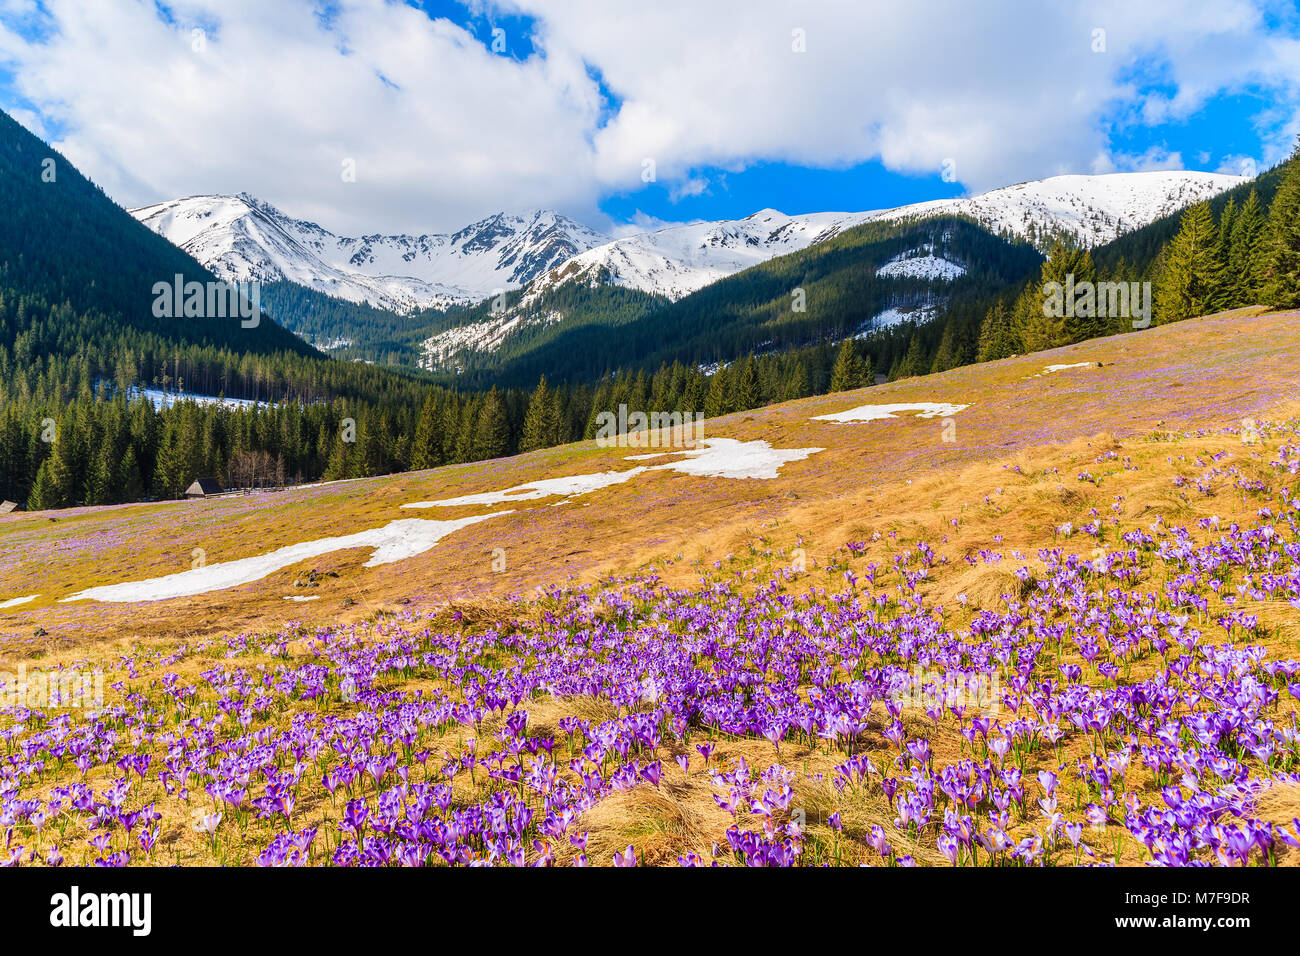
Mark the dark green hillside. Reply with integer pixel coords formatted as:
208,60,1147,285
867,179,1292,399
1091,163,1286,277
0,109,310,356
460,216,1041,387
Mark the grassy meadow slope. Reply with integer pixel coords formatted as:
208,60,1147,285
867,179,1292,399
3,306,1300,867
3,305,1297,647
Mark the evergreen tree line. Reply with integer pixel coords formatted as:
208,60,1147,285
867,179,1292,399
974,148,1300,360
3,328,926,509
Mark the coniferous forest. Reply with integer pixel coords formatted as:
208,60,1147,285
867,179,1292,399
6,93,1300,512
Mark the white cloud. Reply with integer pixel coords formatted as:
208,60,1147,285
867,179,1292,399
2,0,1299,235
0,0,604,233
667,176,709,202
1090,145,1186,175
608,210,697,239
1217,152,1262,177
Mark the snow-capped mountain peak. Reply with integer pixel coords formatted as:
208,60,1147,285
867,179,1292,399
521,169,1242,303
129,197,610,312
134,169,1242,321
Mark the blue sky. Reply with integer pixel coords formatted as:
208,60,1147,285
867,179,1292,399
1,1,1297,234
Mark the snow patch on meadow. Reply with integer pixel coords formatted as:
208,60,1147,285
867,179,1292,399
405,439,823,511
812,402,970,424
1037,362,1097,376
285,595,320,602
0,594,38,609
69,438,821,603
634,438,823,479
403,469,647,509
62,513,505,603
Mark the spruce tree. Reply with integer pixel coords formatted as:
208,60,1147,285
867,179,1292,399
27,457,62,511
474,388,511,460
1021,243,1097,350
1229,188,1267,305
454,399,478,463
439,399,461,464
784,360,811,401
152,426,188,498
323,438,351,481
735,355,760,409
410,396,439,470
86,442,116,505
929,322,962,373
1215,197,1237,290
117,445,145,502
829,338,865,391
977,301,1022,361
1263,151,1300,310
704,367,731,418
892,335,927,380
1154,201,1226,323
520,376,560,453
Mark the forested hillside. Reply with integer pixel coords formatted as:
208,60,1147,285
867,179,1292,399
972,149,1300,363
448,216,1042,388
6,99,1299,515
0,111,523,508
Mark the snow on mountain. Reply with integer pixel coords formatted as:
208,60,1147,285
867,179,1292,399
522,207,880,302
417,170,1241,370
134,170,1242,370
526,170,1243,303
420,308,566,372
130,195,610,313
856,305,940,335
876,251,967,281
877,170,1243,248
136,170,1239,321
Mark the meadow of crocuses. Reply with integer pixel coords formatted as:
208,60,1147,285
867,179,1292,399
3,415,1300,867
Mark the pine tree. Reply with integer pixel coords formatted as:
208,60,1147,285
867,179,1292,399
735,355,760,409
410,396,440,470
829,338,865,391
27,456,63,511
1154,201,1227,323
474,388,511,460
1263,151,1300,310
1229,188,1267,305
520,376,560,453
977,301,1022,361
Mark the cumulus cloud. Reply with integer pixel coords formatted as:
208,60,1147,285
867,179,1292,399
2,0,1299,234
607,210,698,239
0,0,604,232
1090,146,1186,175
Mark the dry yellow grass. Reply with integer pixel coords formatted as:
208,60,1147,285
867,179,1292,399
2,309,1300,867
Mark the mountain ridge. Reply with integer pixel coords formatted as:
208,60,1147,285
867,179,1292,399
130,196,610,312
133,170,1242,321
529,170,1244,304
